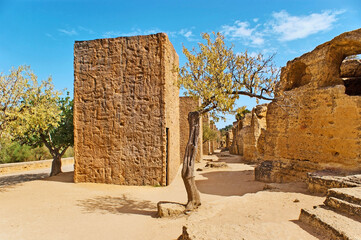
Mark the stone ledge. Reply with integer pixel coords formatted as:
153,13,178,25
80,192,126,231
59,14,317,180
0,158,74,175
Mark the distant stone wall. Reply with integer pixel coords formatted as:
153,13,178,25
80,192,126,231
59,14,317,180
243,104,267,161
229,113,251,155
74,33,180,186
256,29,361,183
202,114,211,155
179,97,203,163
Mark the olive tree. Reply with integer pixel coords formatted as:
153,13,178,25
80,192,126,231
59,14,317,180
179,32,279,210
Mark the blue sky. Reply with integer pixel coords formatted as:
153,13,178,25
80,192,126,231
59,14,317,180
0,0,360,128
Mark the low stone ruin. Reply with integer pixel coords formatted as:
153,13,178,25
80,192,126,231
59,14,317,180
255,28,361,183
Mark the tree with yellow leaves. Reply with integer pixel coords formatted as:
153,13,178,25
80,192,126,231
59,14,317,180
179,32,279,211
0,66,72,176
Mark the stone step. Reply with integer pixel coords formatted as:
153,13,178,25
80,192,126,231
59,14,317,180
299,206,361,240
328,187,361,206
324,197,361,220
307,173,361,194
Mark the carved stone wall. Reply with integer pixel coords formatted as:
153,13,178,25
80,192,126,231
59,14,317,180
179,97,203,163
73,33,180,186
256,29,361,183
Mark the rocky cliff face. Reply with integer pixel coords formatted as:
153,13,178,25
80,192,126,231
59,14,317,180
256,28,361,183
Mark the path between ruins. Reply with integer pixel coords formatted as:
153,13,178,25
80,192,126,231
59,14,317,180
0,152,327,240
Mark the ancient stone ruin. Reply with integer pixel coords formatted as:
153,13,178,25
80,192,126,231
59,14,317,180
179,97,203,163
73,33,180,186
255,28,361,182
229,104,267,162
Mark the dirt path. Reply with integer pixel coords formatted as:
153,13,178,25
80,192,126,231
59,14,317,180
0,152,325,240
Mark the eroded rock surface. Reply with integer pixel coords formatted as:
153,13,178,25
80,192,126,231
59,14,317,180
278,28,361,93
229,104,267,162
256,28,361,183
74,33,180,186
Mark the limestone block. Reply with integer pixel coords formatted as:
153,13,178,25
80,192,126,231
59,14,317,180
257,29,361,183
340,59,361,77
278,28,361,93
74,33,180,186
157,202,185,218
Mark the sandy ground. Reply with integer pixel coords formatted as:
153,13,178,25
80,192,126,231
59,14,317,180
0,152,326,240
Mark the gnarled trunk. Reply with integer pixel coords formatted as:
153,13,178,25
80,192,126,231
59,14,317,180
182,111,201,210
50,154,62,176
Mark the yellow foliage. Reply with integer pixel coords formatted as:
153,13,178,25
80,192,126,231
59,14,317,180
178,32,279,119
0,66,61,139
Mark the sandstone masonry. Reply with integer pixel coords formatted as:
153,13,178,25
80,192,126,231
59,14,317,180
73,33,180,186
179,97,203,163
256,29,361,182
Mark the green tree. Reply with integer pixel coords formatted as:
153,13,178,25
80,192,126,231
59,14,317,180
179,32,279,210
235,108,251,121
202,122,218,144
16,94,74,176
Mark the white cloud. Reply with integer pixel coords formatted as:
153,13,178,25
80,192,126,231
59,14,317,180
221,21,265,46
270,10,345,41
78,26,95,34
179,29,193,38
58,29,78,36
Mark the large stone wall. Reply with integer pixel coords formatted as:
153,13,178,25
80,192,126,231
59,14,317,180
179,97,203,163
256,29,361,183
74,33,180,186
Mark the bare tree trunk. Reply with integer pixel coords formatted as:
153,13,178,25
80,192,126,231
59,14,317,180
182,111,201,210
50,154,62,176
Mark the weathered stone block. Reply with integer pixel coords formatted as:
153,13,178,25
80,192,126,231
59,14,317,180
74,33,180,186
257,29,361,182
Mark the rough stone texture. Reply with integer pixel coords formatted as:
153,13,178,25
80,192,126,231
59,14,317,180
204,161,228,168
202,114,211,155
229,104,267,162
243,104,268,162
209,122,217,154
157,202,186,218
299,206,361,240
256,29,361,183
340,59,361,77
179,97,203,163
74,33,180,186
225,130,233,149
229,113,251,155
299,187,361,240
277,28,361,93
308,173,361,194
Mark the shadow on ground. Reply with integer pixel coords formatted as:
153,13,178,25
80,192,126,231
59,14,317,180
291,220,329,240
196,170,265,197
0,173,49,187
77,194,157,217
45,171,74,183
